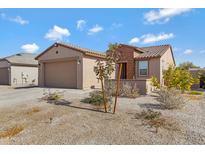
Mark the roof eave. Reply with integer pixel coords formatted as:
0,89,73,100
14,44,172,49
35,42,106,60
10,63,38,67
119,44,145,53
134,55,161,60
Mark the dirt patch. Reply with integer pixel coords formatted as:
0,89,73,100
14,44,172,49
0,125,24,139
182,94,205,101
25,107,41,115
0,94,205,144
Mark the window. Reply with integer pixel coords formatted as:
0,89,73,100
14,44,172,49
138,61,148,76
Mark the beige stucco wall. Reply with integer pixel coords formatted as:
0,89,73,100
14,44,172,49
160,48,175,70
160,48,175,84
10,66,38,86
0,60,10,68
37,45,83,89
82,56,115,89
82,56,101,89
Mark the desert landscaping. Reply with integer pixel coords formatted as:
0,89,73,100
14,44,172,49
0,86,205,144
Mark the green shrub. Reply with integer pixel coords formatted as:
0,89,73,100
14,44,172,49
157,88,185,109
151,76,160,89
187,91,203,95
47,92,62,101
81,91,105,106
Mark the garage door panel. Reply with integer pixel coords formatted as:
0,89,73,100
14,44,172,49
44,60,77,88
0,68,9,85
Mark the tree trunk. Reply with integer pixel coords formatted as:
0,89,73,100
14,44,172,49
113,63,122,114
100,78,107,113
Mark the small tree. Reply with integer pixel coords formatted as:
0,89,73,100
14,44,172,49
106,43,122,114
163,66,199,92
94,60,109,112
94,43,121,113
178,61,199,70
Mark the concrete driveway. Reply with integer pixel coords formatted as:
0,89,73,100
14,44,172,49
0,86,92,107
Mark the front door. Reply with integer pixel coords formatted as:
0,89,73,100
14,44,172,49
120,63,127,79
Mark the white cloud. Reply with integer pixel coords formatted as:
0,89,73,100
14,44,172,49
129,37,140,44
184,49,193,55
144,8,192,24
77,20,86,30
45,25,71,41
141,33,174,44
88,24,103,35
128,33,174,44
0,13,29,25
21,43,39,53
10,16,29,25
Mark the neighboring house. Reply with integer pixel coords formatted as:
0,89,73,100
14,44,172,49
0,53,38,86
35,42,112,89
189,68,205,89
111,44,175,94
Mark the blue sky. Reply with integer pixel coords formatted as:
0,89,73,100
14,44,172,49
0,8,205,67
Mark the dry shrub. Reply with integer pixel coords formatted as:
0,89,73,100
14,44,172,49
121,84,140,98
135,109,180,133
147,117,180,133
0,125,24,138
157,88,185,109
135,109,161,120
42,90,64,103
26,107,41,115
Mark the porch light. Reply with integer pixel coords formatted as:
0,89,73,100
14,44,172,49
77,59,81,64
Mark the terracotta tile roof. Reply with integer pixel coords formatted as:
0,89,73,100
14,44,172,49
35,42,106,60
135,44,171,59
1,53,38,66
119,44,146,53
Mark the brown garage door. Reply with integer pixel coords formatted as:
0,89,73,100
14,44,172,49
0,68,9,85
44,60,77,88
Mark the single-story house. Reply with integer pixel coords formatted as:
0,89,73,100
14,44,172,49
35,42,175,93
0,53,38,86
110,44,175,94
35,42,112,89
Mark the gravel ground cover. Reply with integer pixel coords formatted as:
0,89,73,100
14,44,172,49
0,88,205,144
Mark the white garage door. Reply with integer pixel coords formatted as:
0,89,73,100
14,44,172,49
44,60,77,88
0,68,9,85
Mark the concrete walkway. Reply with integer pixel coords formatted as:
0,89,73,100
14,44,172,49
0,86,91,107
